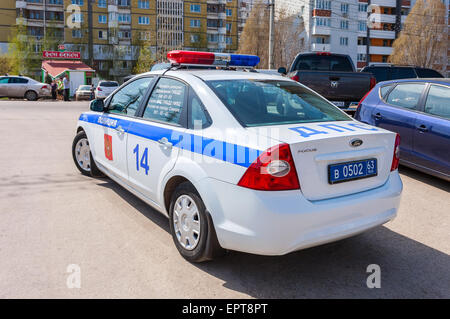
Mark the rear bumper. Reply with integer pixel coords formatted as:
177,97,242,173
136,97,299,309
198,171,402,255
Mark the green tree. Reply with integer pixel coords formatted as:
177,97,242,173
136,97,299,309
0,55,13,75
389,0,447,72
133,39,155,74
8,20,39,77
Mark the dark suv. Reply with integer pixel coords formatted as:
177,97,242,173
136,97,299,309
361,65,444,83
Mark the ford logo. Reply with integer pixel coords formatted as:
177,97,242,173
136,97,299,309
350,139,363,147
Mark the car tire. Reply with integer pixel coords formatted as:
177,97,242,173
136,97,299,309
72,131,103,177
25,90,38,101
169,182,225,263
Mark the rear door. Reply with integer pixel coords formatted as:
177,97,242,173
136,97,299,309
373,82,427,162
126,77,187,204
90,76,154,183
9,77,29,97
413,84,450,177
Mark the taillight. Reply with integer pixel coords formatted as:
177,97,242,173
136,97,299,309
355,87,374,118
291,75,299,82
390,134,401,171
97,87,102,91
369,76,376,90
238,143,300,191
41,85,48,89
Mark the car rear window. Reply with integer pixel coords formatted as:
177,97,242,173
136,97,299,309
390,67,416,79
364,67,389,82
293,55,353,72
415,68,444,78
99,81,118,87
206,79,351,127
79,85,91,90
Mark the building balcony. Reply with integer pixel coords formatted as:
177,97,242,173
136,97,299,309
218,27,227,35
311,26,331,36
16,1,27,9
358,45,393,55
311,43,330,52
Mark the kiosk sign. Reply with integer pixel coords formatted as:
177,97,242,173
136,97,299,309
43,51,81,59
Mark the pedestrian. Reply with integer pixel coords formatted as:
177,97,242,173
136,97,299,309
63,74,70,101
51,80,57,100
57,78,64,100
90,83,95,100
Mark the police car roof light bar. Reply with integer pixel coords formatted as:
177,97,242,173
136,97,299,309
167,50,260,68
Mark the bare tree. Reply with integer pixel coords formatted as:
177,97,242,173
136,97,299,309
389,0,447,73
238,3,304,69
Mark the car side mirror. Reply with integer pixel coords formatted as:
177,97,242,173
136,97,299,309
278,67,287,75
90,99,105,112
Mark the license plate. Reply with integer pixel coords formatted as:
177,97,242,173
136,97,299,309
332,101,345,107
328,158,377,184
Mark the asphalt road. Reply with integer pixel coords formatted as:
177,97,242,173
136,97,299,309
0,100,449,298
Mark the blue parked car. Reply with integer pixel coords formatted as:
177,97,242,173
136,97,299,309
355,78,450,181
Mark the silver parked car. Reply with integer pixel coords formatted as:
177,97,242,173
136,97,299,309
75,85,93,101
0,75,51,101
94,80,119,99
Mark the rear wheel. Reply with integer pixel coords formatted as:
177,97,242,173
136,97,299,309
169,182,224,262
72,131,103,177
25,90,38,101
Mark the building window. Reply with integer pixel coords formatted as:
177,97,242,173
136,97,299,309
226,23,231,32
358,3,368,12
72,29,82,38
72,13,83,23
48,0,63,4
118,14,131,23
118,31,131,39
226,9,232,16
313,17,330,27
138,16,150,25
98,15,107,24
118,0,130,6
190,4,201,13
315,0,331,10
207,34,218,42
138,0,150,9
139,31,151,40
71,0,83,5
341,3,349,14
357,54,367,62
226,37,232,45
190,34,199,43
98,30,107,40
190,19,201,27
340,20,349,30
359,21,367,31
339,37,348,46
98,0,107,8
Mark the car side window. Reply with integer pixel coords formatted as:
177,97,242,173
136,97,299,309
143,77,187,126
10,77,28,84
380,84,394,99
390,67,416,80
366,67,389,82
386,83,426,109
424,85,450,119
188,89,211,129
0,77,9,84
108,77,153,116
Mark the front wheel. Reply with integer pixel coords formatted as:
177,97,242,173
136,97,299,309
169,182,224,263
72,131,103,177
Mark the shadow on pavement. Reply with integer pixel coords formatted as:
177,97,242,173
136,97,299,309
399,166,449,192
98,178,450,299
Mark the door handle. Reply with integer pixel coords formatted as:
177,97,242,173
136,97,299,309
417,124,428,132
115,126,125,134
158,137,173,148
374,113,382,120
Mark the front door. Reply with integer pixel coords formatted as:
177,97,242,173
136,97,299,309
127,77,188,204
90,76,154,183
413,84,450,176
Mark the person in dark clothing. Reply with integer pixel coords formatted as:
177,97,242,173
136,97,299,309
51,80,57,100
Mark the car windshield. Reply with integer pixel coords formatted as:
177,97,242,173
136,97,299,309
79,85,91,90
99,81,118,87
206,79,351,127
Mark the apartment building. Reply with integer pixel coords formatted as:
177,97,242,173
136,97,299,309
275,0,449,74
0,0,239,79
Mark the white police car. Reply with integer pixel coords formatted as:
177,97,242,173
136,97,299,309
72,51,403,262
